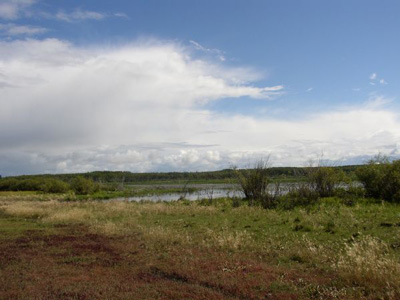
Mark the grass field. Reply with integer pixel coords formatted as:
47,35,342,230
1,192,400,299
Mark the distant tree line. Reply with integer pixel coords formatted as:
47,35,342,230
0,176,99,195
0,166,359,196
1,166,358,184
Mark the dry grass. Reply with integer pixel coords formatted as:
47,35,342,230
134,202,218,216
336,236,400,299
44,207,93,223
139,224,192,246
2,200,57,218
203,227,253,250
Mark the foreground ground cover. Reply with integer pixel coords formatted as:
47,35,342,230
0,193,399,299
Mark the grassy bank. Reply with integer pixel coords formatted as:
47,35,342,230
1,194,399,299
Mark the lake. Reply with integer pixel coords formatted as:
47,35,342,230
111,183,301,202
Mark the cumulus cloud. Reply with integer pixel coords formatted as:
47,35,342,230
0,38,399,175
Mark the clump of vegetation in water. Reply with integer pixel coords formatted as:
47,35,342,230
235,159,350,209
234,159,278,208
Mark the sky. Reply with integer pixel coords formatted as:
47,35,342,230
1,0,400,176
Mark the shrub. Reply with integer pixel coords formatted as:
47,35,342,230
39,179,70,193
356,156,400,202
277,164,347,209
0,177,70,193
235,159,277,208
305,165,347,198
70,176,98,195
0,178,18,191
277,183,319,210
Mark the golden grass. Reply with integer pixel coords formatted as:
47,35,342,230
203,227,253,249
43,207,92,223
2,200,57,218
92,220,122,236
134,202,218,216
138,224,193,247
335,236,400,298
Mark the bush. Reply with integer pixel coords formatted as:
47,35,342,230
0,177,70,193
70,176,98,195
39,179,70,193
305,165,347,198
277,183,319,210
333,185,365,206
235,159,277,208
0,178,19,191
356,156,400,202
277,164,348,209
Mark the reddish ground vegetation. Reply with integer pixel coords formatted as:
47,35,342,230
0,225,335,300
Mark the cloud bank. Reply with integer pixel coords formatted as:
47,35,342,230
0,38,399,175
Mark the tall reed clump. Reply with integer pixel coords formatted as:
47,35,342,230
335,236,400,298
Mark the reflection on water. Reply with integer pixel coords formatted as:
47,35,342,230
109,182,359,202
111,183,298,202
115,188,243,202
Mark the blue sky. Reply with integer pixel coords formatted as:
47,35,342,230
1,0,400,175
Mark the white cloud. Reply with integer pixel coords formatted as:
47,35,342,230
190,40,226,61
369,72,388,85
0,0,35,19
365,94,392,109
0,38,399,175
0,1,112,23
0,23,47,35
114,12,128,19
379,79,387,85
55,9,106,22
